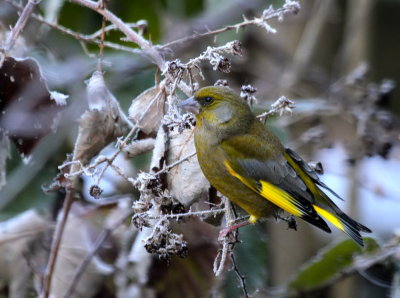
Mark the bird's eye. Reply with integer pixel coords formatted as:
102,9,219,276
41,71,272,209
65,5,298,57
204,96,213,103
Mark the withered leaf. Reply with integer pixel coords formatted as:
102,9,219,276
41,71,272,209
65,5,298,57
72,71,128,169
166,127,210,207
0,210,51,298
128,85,166,136
0,56,67,155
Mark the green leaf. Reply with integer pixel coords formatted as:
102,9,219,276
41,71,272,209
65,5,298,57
287,237,379,292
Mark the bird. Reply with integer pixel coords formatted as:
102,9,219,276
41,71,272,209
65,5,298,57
179,85,371,246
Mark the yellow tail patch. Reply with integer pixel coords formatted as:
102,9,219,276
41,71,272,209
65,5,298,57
313,205,345,231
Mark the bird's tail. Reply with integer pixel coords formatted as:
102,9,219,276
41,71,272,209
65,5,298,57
312,204,371,246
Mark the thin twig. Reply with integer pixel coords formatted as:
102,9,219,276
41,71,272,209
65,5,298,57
69,0,165,69
63,210,133,298
3,0,144,54
95,126,138,185
158,1,300,50
153,151,196,176
96,0,107,72
1,0,40,66
67,0,192,96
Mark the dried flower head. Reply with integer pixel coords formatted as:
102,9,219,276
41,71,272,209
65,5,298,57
240,84,258,106
164,59,184,79
214,79,229,86
89,184,103,199
217,57,231,73
271,96,295,116
143,218,188,260
228,40,243,56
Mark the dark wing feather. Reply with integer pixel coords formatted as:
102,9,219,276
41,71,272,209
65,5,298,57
285,148,344,201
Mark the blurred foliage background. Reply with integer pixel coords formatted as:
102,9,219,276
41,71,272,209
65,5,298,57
1,0,400,297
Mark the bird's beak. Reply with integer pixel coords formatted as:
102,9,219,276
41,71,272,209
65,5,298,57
178,96,201,115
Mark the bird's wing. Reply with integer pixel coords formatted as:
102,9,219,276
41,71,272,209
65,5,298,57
284,147,343,201
220,134,332,232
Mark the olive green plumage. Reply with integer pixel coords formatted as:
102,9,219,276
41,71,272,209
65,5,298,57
179,86,371,246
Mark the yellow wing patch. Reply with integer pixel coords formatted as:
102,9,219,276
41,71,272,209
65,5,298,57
224,161,303,217
313,205,345,231
259,181,303,217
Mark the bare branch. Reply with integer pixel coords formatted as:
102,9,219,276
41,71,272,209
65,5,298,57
3,0,145,54
69,0,165,69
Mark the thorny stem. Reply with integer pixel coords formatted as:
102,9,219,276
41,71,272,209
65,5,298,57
146,208,226,220
42,186,75,298
231,253,249,298
0,0,40,66
64,210,133,298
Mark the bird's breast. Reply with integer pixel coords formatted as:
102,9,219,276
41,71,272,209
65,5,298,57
194,130,278,220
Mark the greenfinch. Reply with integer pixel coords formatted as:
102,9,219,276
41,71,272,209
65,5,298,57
179,86,371,246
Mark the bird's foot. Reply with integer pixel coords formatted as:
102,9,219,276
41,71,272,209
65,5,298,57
218,220,250,242
276,214,297,230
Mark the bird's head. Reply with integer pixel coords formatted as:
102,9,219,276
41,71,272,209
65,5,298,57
179,86,252,131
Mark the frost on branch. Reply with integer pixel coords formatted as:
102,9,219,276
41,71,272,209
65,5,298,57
163,40,243,80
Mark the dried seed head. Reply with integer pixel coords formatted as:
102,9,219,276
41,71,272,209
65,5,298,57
229,40,243,56
165,59,184,79
217,57,231,73
271,96,295,115
132,199,152,214
144,218,188,261
214,79,229,86
89,184,103,199
284,0,301,15
240,84,258,106
131,213,151,230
